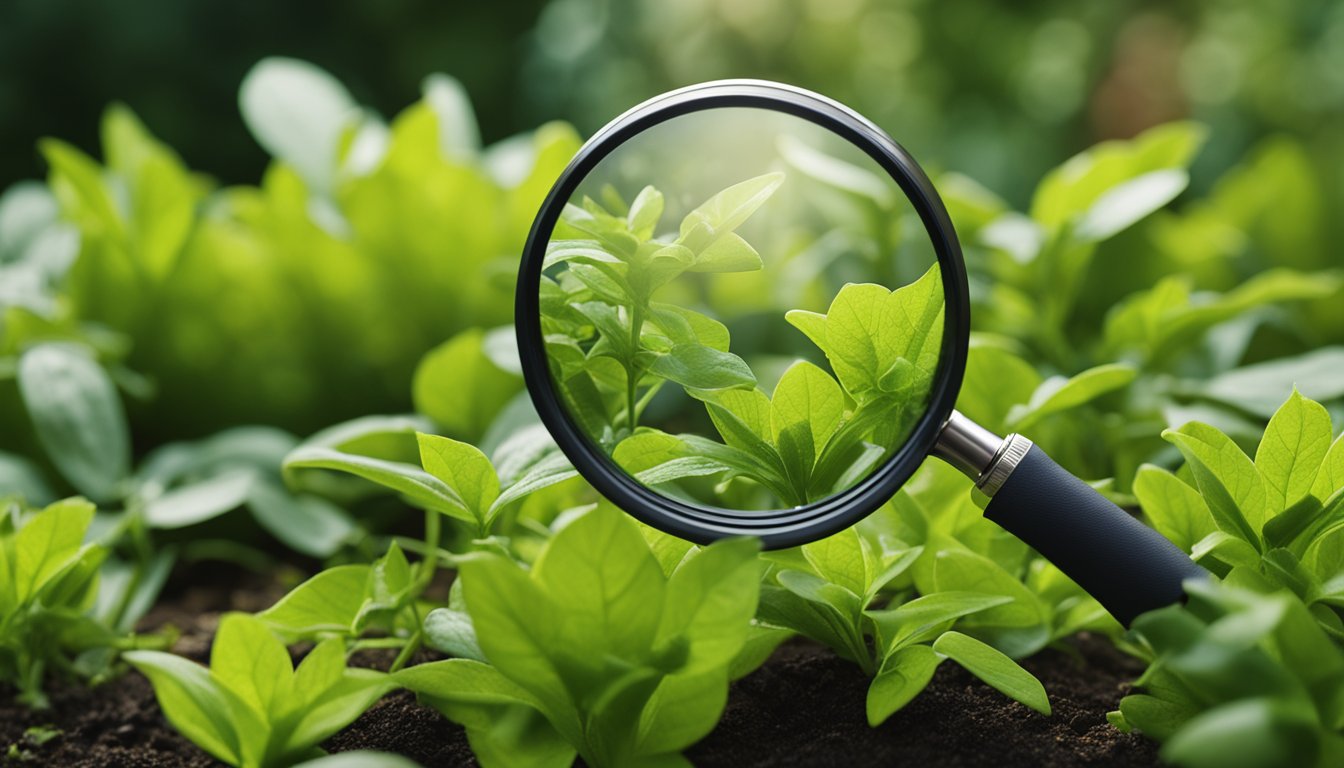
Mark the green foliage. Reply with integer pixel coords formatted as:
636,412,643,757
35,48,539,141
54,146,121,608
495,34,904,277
1135,390,1344,638
616,263,946,508
1113,582,1344,768
126,613,394,768
0,498,115,707
542,174,779,445
397,505,762,767
755,526,1049,725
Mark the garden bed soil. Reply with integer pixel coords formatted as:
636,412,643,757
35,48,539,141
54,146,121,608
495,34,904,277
2,568,1159,767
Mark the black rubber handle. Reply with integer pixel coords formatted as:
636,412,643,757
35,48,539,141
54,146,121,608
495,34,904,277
982,445,1206,626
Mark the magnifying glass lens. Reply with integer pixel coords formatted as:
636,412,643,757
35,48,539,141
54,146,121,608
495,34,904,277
539,106,946,513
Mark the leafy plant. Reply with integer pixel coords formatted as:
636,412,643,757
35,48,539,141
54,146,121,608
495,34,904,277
541,174,780,444
1135,389,1344,638
1112,581,1344,768
397,505,762,767
0,498,118,707
755,525,1050,725
613,263,945,507
126,613,395,768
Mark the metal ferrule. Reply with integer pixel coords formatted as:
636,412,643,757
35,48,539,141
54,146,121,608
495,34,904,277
930,410,1034,497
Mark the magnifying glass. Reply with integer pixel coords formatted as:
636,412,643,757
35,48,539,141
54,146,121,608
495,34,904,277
514,80,1203,626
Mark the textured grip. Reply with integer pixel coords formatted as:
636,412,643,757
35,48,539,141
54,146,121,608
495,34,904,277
983,445,1206,626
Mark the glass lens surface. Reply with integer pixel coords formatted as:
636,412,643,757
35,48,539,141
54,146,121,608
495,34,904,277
539,107,946,511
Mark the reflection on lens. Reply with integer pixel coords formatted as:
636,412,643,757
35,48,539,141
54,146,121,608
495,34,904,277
540,108,944,511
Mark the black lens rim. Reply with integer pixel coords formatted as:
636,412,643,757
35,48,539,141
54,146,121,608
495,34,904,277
515,80,969,548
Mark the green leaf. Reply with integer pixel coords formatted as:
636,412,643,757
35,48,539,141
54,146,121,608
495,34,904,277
239,57,358,194
143,470,255,529
1255,389,1333,512
1005,363,1135,431
1202,348,1344,421
246,480,355,558
656,537,761,673
417,433,500,525
799,528,868,598
532,506,666,662
690,232,763,273
636,671,728,756
211,613,293,718
283,446,473,524
771,361,845,487
867,645,941,725
17,343,130,502
932,631,1050,715
1031,121,1205,233
14,498,95,603
1161,698,1318,768
677,172,784,249
1164,422,1268,546
1134,464,1218,553
458,554,571,722
124,650,255,766
1074,169,1189,242
292,752,423,768
414,328,524,442
422,73,480,159
286,670,393,758
1315,434,1344,503
424,607,484,661
647,344,756,391
869,591,1014,655
259,564,372,637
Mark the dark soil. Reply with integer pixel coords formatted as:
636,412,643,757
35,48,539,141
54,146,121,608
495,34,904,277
2,566,1159,767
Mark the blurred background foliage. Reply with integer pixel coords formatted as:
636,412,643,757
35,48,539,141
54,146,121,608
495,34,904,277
1,0,1341,466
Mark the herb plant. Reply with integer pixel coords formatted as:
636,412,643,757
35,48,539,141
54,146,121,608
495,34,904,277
0,498,117,707
542,174,781,445
397,505,762,767
756,526,1050,725
1112,581,1344,768
126,613,395,768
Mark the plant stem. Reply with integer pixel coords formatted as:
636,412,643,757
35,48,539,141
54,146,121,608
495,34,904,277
625,302,645,431
414,509,442,598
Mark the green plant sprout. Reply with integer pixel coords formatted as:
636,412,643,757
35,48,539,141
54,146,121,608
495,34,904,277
127,613,395,768
1136,389,1344,639
397,505,763,768
755,526,1049,726
541,173,781,446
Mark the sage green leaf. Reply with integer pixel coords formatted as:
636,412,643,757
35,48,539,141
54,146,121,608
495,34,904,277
143,471,255,529
246,480,354,558
292,752,423,768
627,186,664,238
414,328,523,442
424,607,484,661
1190,531,1262,572
932,631,1050,715
418,433,500,524
867,645,941,725
1202,348,1344,420
490,451,577,513
1134,464,1218,553
1005,363,1136,431
17,343,129,502
648,344,755,391
1074,169,1189,242
1255,389,1333,512
240,57,358,194
1164,422,1268,545
422,73,479,159
778,133,894,206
